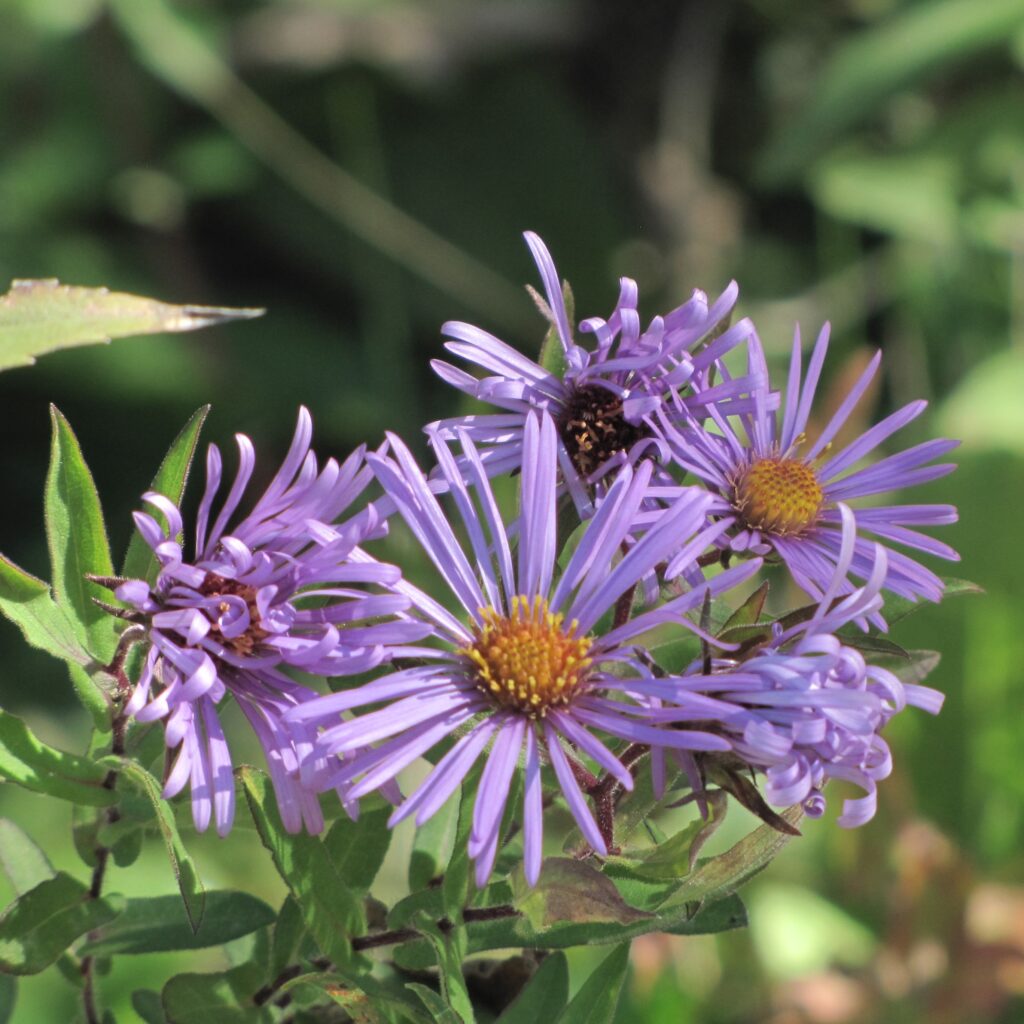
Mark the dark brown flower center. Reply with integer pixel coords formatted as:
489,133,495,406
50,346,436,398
557,382,650,478
199,572,269,656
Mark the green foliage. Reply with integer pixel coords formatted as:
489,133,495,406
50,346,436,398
102,757,205,930
495,952,569,1024
240,766,363,967
0,278,262,372
79,892,275,957
0,819,54,895
758,0,1024,182
121,406,210,583
0,872,123,975
161,969,270,1024
0,709,116,806
324,798,391,896
45,405,119,662
557,944,629,1024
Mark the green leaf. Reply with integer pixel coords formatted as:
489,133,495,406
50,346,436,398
556,944,629,1024
45,405,121,662
101,757,205,931
324,798,391,896
79,891,274,957
721,580,769,632
413,913,475,1024
757,0,1024,183
512,859,653,932
495,952,568,1024
279,971,430,1024
0,872,123,975
0,554,94,671
131,989,166,1024
660,806,804,911
0,820,55,896
409,799,457,892
268,896,305,981
161,970,270,1024
0,976,15,1024
884,649,942,685
122,406,210,583
442,771,480,916
619,790,728,882
240,766,362,967
0,709,116,806
408,983,465,1024
0,278,263,372
882,576,983,627
535,279,574,380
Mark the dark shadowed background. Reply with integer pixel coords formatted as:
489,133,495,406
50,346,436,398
1,1,1022,1020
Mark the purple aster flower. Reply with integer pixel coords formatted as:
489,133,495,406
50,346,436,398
429,231,766,515
286,412,762,886
115,408,424,836
658,508,944,826
659,322,959,613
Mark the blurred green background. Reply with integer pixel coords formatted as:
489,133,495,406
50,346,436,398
1,0,1022,1020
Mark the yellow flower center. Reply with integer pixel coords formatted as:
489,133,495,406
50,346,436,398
461,595,594,717
732,456,824,536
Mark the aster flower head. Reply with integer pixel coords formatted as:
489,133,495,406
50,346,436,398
430,231,765,513
287,411,762,886
115,408,423,837
661,322,960,615
663,508,944,826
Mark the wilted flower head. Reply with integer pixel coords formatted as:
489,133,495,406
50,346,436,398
429,231,765,514
115,408,422,836
660,323,959,616
287,412,761,886
661,508,944,826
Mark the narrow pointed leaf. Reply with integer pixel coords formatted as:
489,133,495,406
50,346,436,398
0,555,93,669
240,766,362,967
100,757,205,931
0,278,262,371
45,406,120,661
79,891,274,957
556,944,629,1024
122,406,210,583
0,873,123,975
324,798,391,896
0,710,116,806
413,913,475,1024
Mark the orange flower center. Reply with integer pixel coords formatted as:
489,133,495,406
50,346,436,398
732,456,823,536
461,595,594,717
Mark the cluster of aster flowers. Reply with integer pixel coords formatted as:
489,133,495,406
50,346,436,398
112,233,958,887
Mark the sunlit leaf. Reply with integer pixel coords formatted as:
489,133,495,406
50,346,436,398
0,278,262,371
121,405,210,583
45,405,120,662
0,709,116,806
